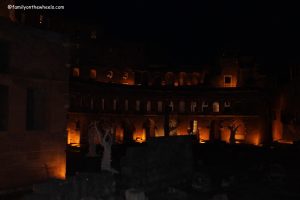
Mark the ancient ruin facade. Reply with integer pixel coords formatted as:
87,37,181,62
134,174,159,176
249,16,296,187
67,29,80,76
67,55,273,147
0,18,68,189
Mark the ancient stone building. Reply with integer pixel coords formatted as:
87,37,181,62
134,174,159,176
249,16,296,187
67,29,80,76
0,18,68,189
67,46,273,146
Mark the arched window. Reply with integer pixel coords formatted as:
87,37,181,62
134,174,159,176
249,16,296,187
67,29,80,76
213,102,220,112
134,71,142,85
90,68,97,79
157,101,163,112
136,100,140,111
202,101,208,112
192,72,200,85
106,70,114,80
125,99,129,111
224,75,233,87
191,101,197,112
179,72,187,86
179,101,185,113
101,98,105,110
113,99,117,111
224,100,230,107
146,101,151,112
169,101,174,112
165,72,175,86
72,67,80,77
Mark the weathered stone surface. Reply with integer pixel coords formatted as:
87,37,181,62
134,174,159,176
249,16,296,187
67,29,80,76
211,193,229,200
120,136,194,190
191,172,212,192
125,188,147,200
0,18,68,189
22,172,119,200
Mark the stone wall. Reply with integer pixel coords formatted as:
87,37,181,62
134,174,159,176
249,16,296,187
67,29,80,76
0,19,68,189
120,136,195,190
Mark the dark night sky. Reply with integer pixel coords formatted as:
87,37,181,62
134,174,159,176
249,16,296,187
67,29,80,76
62,0,300,66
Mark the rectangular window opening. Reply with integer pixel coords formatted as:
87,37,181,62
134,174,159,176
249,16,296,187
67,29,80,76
26,88,46,130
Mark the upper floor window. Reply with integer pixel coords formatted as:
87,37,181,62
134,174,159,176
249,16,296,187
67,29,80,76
122,72,129,80
224,75,232,87
106,70,114,80
146,101,151,112
125,100,129,111
179,72,187,86
202,101,208,112
72,67,80,77
0,85,9,131
213,102,220,112
179,101,185,113
101,98,105,110
191,101,197,112
135,71,142,85
26,88,46,130
90,97,94,110
90,69,97,79
165,72,175,86
157,101,163,112
224,100,231,107
169,101,174,112
136,100,140,111
192,72,200,85
113,99,117,111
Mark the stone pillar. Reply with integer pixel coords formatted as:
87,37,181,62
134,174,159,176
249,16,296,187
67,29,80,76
164,105,171,137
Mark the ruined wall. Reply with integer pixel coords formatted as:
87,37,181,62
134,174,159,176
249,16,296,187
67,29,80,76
120,136,195,189
0,19,68,189
68,79,269,146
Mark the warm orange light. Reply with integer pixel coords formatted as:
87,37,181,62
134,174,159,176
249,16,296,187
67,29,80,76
115,127,124,144
221,129,230,143
67,128,80,147
54,162,66,180
72,67,80,77
272,109,283,141
247,132,260,146
133,130,146,143
235,134,245,140
199,128,210,143
223,74,237,88
120,72,134,85
277,139,293,144
51,155,66,180
90,69,97,79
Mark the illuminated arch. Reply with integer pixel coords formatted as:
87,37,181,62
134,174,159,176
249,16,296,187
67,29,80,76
213,102,220,112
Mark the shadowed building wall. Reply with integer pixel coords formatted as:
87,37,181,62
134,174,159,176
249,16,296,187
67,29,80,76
0,18,68,189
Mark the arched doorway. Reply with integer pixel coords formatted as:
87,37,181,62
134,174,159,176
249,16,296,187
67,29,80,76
122,119,136,143
143,118,156,140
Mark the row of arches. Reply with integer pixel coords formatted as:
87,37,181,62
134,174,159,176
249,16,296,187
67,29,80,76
70,94,231,114
71,67,206,86
67,116,262,147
